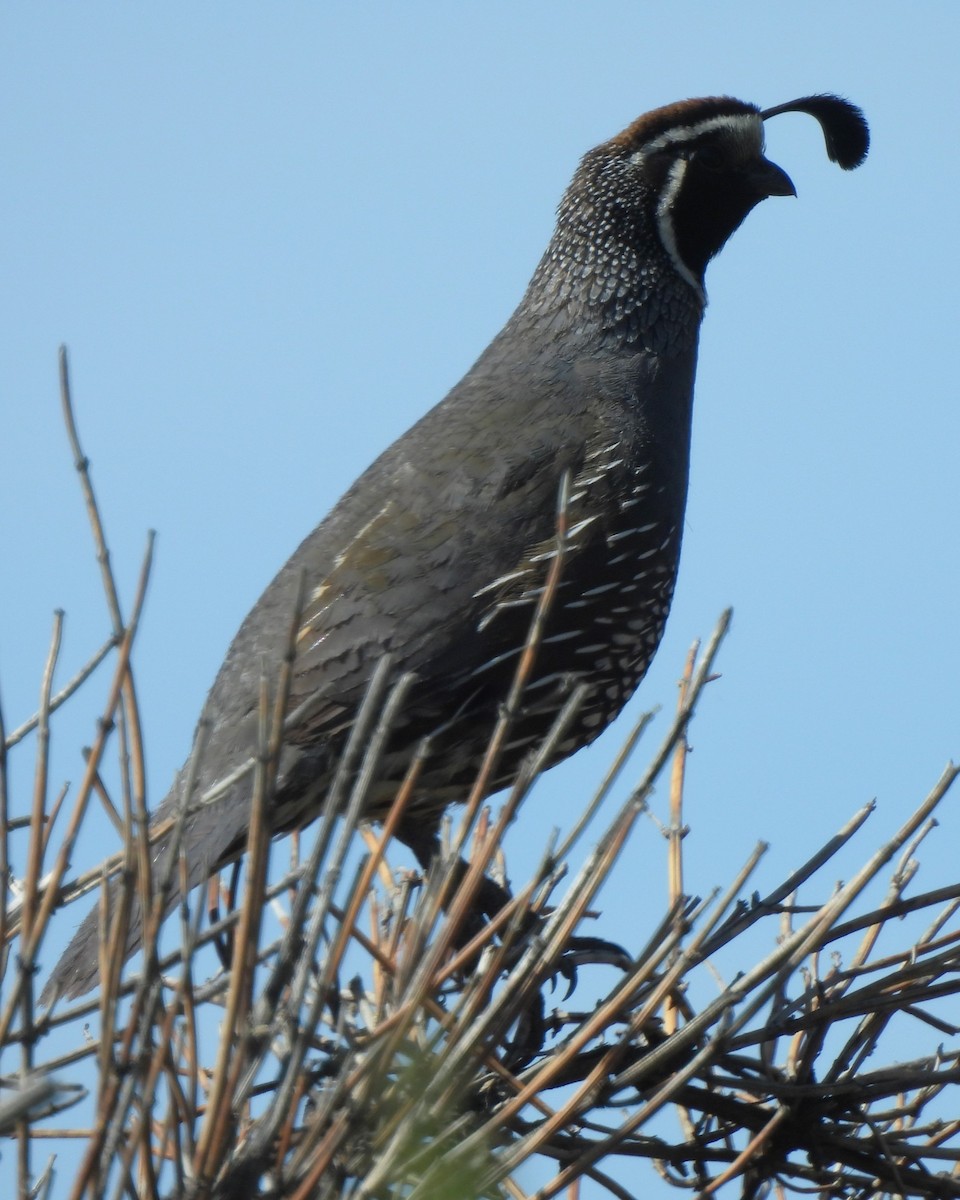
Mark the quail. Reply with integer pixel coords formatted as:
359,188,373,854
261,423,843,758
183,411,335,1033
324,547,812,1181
45,94,869,1001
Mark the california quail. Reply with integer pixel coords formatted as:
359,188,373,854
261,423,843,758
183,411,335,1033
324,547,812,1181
45,94,869,1001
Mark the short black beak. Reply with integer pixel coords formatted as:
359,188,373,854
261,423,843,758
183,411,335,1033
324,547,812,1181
750,156,797,198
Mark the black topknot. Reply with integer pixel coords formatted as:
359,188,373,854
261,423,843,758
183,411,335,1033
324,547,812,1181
761,94,869,170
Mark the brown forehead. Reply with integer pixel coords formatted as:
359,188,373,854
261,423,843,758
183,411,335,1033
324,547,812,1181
609,96,761,150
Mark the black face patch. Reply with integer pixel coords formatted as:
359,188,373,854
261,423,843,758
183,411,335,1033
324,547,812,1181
667,147,770,279
638,114,768,288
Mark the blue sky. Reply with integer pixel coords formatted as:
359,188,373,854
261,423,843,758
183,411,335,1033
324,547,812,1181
2,5,958,1196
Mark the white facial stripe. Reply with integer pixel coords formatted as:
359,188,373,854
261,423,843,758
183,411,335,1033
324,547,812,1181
655,159,705,303
639,112,762,159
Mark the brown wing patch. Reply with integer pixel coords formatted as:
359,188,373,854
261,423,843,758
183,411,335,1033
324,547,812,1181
297,500,399,649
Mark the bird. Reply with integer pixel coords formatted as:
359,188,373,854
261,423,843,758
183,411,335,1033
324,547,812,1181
44,93,869,1001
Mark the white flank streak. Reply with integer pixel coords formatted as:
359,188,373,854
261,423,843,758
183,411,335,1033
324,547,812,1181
565,515,600,540
473,567,529,598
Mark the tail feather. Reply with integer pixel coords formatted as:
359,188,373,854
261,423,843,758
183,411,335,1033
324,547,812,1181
39,877,175,1004
41,770,259,1004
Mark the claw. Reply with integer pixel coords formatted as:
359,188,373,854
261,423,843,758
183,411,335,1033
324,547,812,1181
562,934,633,971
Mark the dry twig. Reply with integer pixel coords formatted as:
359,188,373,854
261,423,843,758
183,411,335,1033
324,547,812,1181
2,352,959,1200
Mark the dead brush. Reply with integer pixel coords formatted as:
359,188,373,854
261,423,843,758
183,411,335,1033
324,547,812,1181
2,352,960,1200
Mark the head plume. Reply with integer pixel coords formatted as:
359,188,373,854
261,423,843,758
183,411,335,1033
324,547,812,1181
761,94,869,170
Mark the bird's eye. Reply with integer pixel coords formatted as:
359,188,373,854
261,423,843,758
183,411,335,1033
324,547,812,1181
692,144,725,170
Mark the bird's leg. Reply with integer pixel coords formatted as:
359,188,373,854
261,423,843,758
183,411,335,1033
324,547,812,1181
394,819,630,979
394,820,512,925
